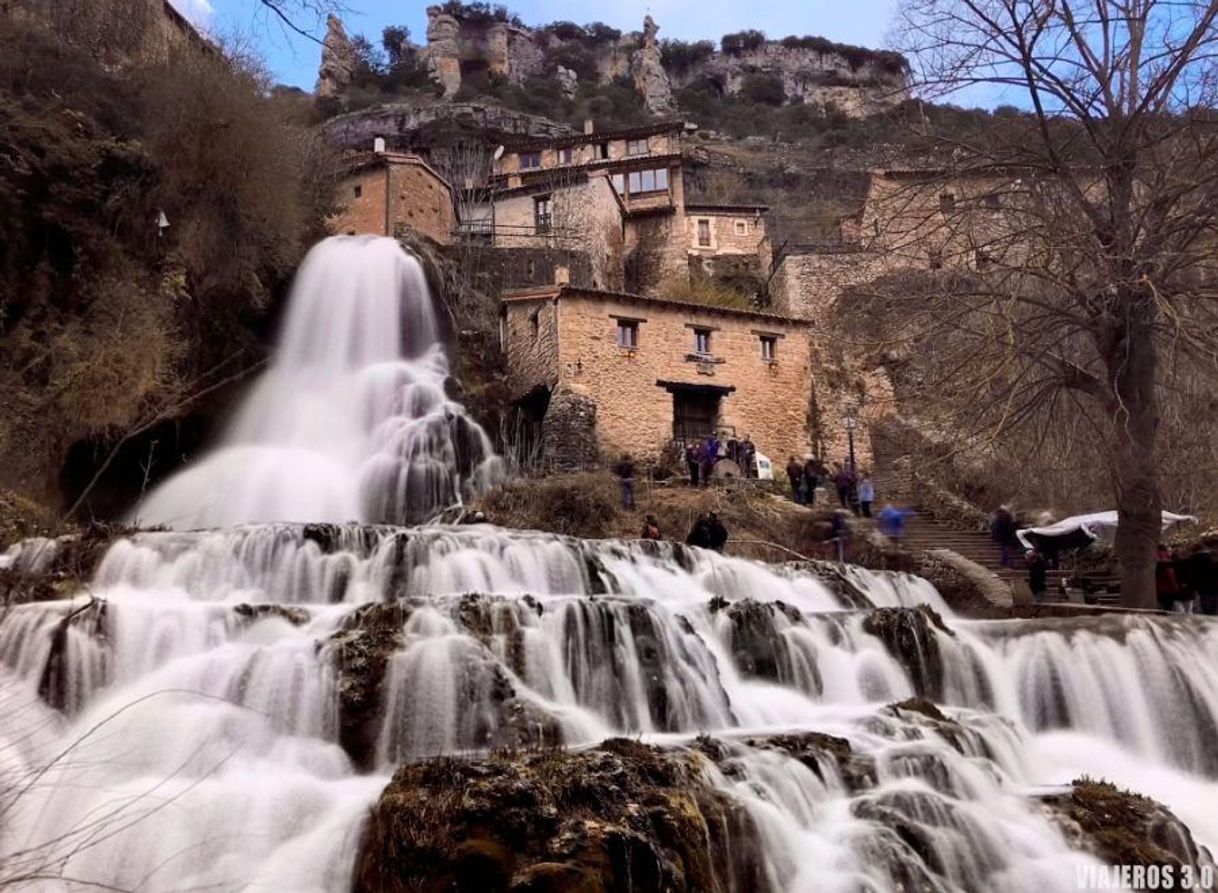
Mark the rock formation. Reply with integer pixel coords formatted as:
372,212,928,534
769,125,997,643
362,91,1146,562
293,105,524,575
632,15,676,116
324,7,908,117
420,6,463,98
315,14,356,99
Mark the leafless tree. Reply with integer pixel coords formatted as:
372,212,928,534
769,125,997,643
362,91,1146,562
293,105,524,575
851,0,1218,607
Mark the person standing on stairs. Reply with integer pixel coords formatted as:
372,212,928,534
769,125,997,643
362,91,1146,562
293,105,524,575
833,462,856,510
991,506,1018,568
803,456,821,505
1026,546,1049,604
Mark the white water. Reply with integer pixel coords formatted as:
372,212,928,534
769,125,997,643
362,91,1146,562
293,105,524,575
3,525,1217,891
130,236,501,529
3,236,1216,890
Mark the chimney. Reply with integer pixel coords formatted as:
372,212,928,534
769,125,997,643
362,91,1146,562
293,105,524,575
554,264,571,285
373,137,386,154
583,118,595,135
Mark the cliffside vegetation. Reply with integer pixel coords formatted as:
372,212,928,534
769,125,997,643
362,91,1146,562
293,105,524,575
0,10,335,517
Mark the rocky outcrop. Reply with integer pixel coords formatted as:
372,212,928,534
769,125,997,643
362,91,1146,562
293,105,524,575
321,102,572,153
632,15,675,116
861,605,951,698
325,10,907,118
351,738,772,893
1041,779,1216,877
315,14,355,99
420,6,462,98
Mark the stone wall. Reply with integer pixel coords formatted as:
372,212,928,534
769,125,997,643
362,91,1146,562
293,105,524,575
492,175,624,290
542,387,599,472
502,298,560,397
507,290,816,464
769,248,894,321
321,103,572,154
328,157,455,245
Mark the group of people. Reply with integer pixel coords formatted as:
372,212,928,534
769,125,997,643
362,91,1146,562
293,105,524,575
636,512,729,553
785,458,877,517
1156,543,1218,614
684,434,757,486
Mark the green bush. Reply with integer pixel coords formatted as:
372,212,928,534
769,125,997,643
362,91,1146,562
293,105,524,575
740,73,785,106
661,39,715,73
721,29,766,56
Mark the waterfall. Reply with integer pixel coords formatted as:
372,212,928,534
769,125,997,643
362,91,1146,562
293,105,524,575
129,236,501,529
4,523,1218,891
4,237,1216,890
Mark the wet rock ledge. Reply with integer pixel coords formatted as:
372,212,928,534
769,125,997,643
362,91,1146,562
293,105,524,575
1041,778,1215,876
351,738,772,893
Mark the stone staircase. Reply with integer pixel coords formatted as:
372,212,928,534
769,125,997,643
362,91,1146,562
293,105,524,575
869,432,1117,603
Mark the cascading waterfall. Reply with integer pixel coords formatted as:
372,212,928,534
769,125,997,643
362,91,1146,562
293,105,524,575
3,237,1216,891
129,236,501,529
4,524,1218,891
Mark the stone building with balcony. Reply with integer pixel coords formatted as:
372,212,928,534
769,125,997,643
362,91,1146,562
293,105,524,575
479,121,770,294
500,284,817,470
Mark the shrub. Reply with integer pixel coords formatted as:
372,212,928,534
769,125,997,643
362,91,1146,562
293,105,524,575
548,42,599,82
584,22,622,44
721,29,766,56
543,21,587,42
740,73,785,106
439,1,521,26
661,39,715,73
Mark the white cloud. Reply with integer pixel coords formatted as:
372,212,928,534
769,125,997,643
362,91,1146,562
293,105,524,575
169,0,215,27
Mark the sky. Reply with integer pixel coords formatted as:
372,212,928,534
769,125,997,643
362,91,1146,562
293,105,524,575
174,0,904,93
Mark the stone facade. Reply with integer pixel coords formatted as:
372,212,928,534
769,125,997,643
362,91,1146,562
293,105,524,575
502,286,816,466
329,153,455,246
485,172,625,290
769,247,893,321
685,204,772,283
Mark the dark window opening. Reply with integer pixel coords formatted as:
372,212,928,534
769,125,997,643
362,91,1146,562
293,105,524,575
617,319,639,348
694,328,712,355
520,151,542,170
929,248,943,270
595,142,610,160
939,191,956,214
697,219,711,247
352,184,363,198
759,335,776,361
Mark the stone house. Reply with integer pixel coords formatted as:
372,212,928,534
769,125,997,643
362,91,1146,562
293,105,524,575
500,284,817,470
466,170,626,290
329,150,455,246
488,121,771,293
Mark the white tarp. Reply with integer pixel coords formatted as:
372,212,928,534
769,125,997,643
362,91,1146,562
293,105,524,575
1016,510,1198,550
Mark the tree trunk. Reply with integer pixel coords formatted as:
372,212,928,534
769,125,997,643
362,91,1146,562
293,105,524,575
1105,309,1162,610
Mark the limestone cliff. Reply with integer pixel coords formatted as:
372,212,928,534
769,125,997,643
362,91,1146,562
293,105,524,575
315,14,355,99
323,8,907,118
632,15,675,116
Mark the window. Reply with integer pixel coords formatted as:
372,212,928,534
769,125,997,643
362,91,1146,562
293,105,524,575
626,137,649,156
626,168,669,195
929,248,943,270
352,184,363,198
595,142,610,160
696,219,711,247
612,173,626,195
558,146,573,164
520,151,542,170
984,192,1001,209
529,310,540,339
534,195,552,233
759,335,777,361
617,319,639,348
974,247,992,269
734,220,748,236
939,191,956,214
693,328,712,355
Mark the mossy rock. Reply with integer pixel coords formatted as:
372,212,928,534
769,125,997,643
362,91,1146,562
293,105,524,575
1040,778,1216,872
352,740,773,893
